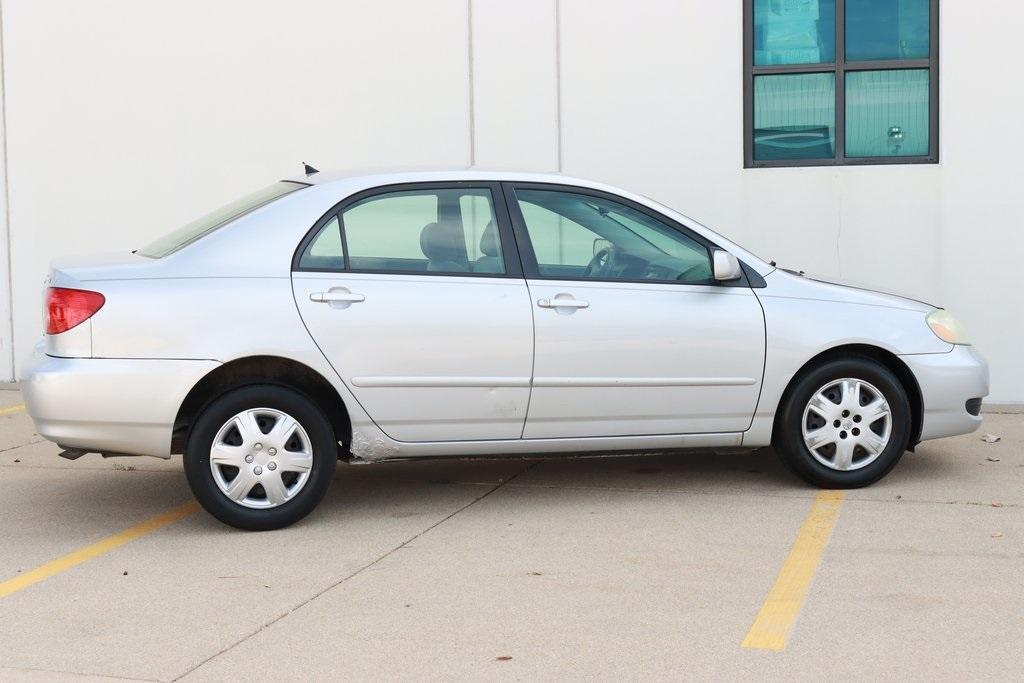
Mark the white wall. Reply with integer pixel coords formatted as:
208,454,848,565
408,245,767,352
0,13,11,382
470,0,559,170
2,0,1022,403
1,0,475,380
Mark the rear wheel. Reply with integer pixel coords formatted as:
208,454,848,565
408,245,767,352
184,385,336,530
775,357,911,488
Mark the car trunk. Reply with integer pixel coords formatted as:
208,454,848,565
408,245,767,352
45,252,157,358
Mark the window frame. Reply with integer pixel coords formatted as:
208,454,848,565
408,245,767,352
502,182,752,288
291,181,525,279
743,0,939,168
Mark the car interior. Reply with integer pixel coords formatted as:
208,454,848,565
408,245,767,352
298,186,714,283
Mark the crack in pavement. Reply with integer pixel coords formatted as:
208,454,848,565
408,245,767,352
0,438,45,455
172,459,541,682
497,480,1023,509
0,664,159,682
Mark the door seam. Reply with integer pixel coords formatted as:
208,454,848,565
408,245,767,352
520,279,538,439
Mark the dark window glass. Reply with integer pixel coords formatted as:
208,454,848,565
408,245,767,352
846,0,929,61
846,69,929,157
754,73,835,160
745,0,937,166
753,0,835,65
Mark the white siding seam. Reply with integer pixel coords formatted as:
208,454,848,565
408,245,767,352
835,168,843,277
0,0,14,381
466,0,476,167
554,0,563,172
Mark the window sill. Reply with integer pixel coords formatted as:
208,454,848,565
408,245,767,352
744,155,938,169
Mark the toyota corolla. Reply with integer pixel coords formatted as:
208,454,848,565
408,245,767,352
21,170,988,529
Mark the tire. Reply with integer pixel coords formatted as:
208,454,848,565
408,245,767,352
184,384,337,530
774,357,911,488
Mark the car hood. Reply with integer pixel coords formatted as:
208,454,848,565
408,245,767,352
763,268,937,313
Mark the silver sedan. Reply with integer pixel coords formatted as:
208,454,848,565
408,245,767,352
22,170,988,529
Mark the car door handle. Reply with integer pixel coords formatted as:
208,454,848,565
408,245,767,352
310,291,365,303
538,297,589,309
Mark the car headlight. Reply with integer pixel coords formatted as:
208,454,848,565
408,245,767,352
926,309,970,345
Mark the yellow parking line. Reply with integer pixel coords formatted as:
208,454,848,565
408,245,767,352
0,501,200,599
0,404,25,416
742,490,845,651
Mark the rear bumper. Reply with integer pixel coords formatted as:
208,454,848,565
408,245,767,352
21,344,219,458
901,345,989,442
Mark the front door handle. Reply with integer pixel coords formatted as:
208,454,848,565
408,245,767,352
310,291,365,304
537,297,589,309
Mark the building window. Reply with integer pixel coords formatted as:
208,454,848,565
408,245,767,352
744,0,938,167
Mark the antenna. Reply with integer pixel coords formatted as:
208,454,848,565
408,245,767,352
303,162,319,176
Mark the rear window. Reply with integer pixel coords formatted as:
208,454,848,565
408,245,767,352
138,181,307,258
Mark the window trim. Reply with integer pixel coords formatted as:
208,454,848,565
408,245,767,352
291,181,525,279
502,182,751,288
743,0,939,168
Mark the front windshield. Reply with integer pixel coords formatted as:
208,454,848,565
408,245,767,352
138,181,307,258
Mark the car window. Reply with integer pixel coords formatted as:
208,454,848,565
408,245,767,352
519,202,598,270
514,189,713,283
140,181,306,258
298,216,344,270
344,193,439,271
299,188,505,275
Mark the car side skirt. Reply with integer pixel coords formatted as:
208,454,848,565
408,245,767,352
348,429,744,462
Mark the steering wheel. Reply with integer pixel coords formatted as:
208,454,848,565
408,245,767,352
585,247,614,277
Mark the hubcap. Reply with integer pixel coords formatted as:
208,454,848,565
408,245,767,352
209,408,314,509
801,378,891,472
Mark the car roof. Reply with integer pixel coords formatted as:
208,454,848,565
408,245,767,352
278,166,774,276
284,166,603,189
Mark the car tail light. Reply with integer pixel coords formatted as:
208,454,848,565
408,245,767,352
45,287,105,334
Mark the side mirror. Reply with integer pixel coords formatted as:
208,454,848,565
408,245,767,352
713,250,743,281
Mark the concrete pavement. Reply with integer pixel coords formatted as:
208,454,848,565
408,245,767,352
0,387,1020,681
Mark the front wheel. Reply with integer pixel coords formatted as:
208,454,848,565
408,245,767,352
184,385,337,530
775,357,911,488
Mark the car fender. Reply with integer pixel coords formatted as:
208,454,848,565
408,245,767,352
743,270,951,446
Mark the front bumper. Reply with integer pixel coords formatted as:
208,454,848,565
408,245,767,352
900,345,989,442
21,344,219,458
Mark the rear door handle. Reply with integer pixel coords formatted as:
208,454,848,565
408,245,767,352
310,291,365,303
538,297,589,309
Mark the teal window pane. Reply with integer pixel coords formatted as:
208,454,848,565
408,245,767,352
754,0,835,65
846,0,929,61
845,69,929,157
754,73,835,160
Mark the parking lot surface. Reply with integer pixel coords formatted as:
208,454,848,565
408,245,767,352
0,386,1021,681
